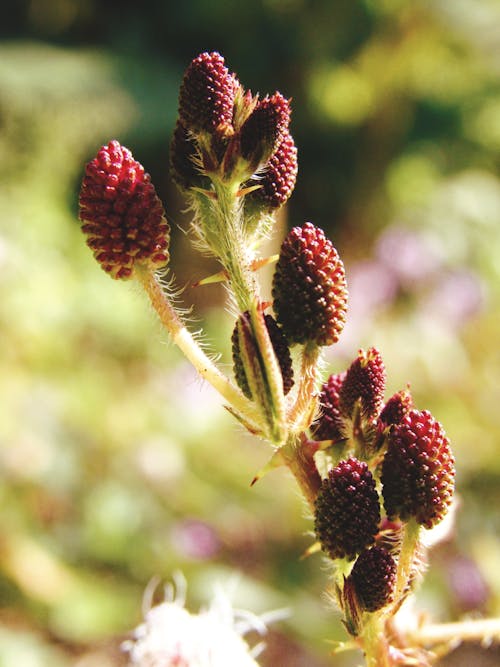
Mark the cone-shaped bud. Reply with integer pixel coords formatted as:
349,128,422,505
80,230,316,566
169,120,206,191
249,130,298,210
339,347,386,421
314,457,381,561
272,223,347,346
79,140,169,280
347,546,397,613
178,51,238,136
310,371,346,442
381,409,455,529
379,389,413,428
231,312,294,399
239,92,291,171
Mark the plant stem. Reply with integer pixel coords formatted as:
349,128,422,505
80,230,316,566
411,617,500,647
362,613,392,667
393,518,421,609
288,341,321,432
135,265,262,429
280,435,322,509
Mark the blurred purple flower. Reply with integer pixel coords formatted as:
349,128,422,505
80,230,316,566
376,225,442,287
447,554,489,613
172,518,221,560
421,269,485,329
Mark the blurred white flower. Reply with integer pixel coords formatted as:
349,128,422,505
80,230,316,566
123,575,286,667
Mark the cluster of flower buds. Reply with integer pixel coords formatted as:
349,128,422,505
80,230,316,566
170,51,298,217
311,346,455,625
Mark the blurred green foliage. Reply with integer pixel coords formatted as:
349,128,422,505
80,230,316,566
1,2,499,665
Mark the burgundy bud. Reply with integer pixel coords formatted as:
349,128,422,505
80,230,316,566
310,371,346,442
178,51,238,136
272,223,347,346
79,140,169,280
239,92,291,170
314,457,381,561
249,130,298,210
381,409,455,529
339,347,386,421
348,546,397,613
231,312,294,399
379,389,413,428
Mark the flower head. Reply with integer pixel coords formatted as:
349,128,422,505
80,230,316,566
381,409,455,529
248,130,298,211
178,51,239,137
314,457,381,561
347,546,397,613
239,92,291,170
79,140,169,280
310,371,346,442
339,347,386,421
272,223,347,346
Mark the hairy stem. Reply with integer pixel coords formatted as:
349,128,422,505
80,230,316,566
136,265,262,429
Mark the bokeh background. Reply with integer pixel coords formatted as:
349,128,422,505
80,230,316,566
1,1,500,665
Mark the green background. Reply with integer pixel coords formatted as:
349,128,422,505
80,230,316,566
1,1,499,665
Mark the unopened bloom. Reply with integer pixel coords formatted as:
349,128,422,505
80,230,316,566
248,130,298,210
314,457,380,561
272,223,347,346
347,546,397,613
239,92,291,170
178,51,239,137
381,409,455,529
310,371,346,442
79,140,169,280
231,312,294,399
339,347,386,421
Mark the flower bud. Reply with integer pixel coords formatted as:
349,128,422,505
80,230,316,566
347,546,397,613
79,140,169,280
178,51,238,137
169,120,206,191
239,92,291,171
310,371,346,442
249,130,298,211
379,389,413,428
339,347,386,421
381,409,455,529
231,312,294,399
314,457,381,561
272,223,347,346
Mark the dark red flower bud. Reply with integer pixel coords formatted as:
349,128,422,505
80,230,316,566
272,223,347,346
314,457,381,561
379,389,413,428
239,92,291,170
381,409,455,529
178,51,238,136
339,347,386,421
79,140,169,280
249,130,298,210
348,546,397,612
169,120,206,191
310,371,346,441
231,312,294,399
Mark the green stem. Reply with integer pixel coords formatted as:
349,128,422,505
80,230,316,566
280,435,322,509
362,613,392,667
393,518,422,609
135,265,262,429
288,342,322,433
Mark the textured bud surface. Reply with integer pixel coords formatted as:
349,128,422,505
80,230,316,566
310,371,346,441
272,223,347,346
249,131,298,210
79,140,169,280
231,313,294,399
379,389,413,428
239,93,291,168
339,347,386,421
349,546,397,612
314,457,381,561
169,120,205,191
178,51,238,136
381,409,455,529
